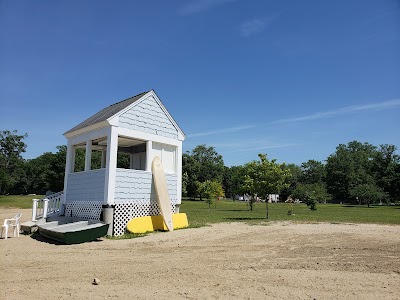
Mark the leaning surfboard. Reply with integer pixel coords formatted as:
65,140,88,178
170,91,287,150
152,156,174,231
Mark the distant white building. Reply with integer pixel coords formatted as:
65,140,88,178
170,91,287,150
268,194,280,203
235,194,251,201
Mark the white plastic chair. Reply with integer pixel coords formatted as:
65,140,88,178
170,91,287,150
1,213,22,239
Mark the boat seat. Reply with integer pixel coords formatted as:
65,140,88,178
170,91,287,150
40,221,89,230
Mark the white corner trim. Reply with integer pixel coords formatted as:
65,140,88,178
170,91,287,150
108,117,119,127
178,131,185,141
104,126,118,205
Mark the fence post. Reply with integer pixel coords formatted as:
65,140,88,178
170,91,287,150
43,198,49,219
32,199,39,221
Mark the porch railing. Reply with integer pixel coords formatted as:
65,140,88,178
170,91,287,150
32,191,63,221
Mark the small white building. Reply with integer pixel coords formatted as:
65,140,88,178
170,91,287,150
268,194,280,203
62,90,185,235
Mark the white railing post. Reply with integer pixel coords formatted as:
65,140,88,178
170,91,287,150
32,199,39,221
43,198,49,219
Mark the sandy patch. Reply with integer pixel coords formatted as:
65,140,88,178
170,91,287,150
1,208,399,299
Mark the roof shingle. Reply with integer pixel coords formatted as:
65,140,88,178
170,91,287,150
64,90,150,135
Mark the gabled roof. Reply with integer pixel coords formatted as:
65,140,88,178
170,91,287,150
64,90,186,140
64,91,150,135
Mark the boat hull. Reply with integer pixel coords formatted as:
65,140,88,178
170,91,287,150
38,218,109,244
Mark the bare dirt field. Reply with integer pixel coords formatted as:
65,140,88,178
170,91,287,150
1,208,399,300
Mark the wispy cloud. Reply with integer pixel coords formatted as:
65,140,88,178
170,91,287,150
231,143,297,152
177,0,236,16
187,124,255,138
187,99,400,139
271,99,400,125
239,17,275,37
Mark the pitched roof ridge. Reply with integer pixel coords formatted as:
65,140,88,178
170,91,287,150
107,90,151,109
64,90,152,135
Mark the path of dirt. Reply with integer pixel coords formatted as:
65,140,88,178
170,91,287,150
1,208,399,299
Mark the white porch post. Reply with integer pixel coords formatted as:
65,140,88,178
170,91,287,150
176,141,183,203
101,149,106,168
104,126,118,205
32,199,39,221
43,198,49,219
62,141,75,205
145,140,152,171
85,140,92,171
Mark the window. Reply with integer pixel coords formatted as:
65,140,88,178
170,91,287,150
152,143,176,174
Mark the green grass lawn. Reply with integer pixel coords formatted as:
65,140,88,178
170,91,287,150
1,195,398,227
0,194,44,209
180,199,400,228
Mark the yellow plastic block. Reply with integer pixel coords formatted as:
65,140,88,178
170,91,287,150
126,213,189,234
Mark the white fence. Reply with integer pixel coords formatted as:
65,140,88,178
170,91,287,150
32,191,63,221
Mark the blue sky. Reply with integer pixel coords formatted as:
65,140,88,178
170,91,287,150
1,0,399,166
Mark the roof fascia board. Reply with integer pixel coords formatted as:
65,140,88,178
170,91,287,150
66,125,111,146
64,121,109,140
117,127,181,147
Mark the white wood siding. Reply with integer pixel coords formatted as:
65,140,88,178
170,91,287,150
119,96,178,139
114,169,178,204
65,169,106,203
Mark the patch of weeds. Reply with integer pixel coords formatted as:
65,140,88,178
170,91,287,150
107,232,148,240
188,223,209,229
248,221,271,226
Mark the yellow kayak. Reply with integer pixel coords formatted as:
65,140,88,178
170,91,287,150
126,213,189,234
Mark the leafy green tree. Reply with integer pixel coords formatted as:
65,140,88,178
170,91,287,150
20,152,53,194
326,141,376,201
372,144,400,202
241,162,258,211
191,145,224,183
183,145,224,199
183,152,200,199
291,184,314,209
281,163,302,199
290,183,331,210
182,171,188,197
48,145,68,192
0,130,28,194
300,160,326,184
243,154,291,217
221,166,233,199
229,165,247,201
17,146,67,194
349,183,387,208
197,180,225,208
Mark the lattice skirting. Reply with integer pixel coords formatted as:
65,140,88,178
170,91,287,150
113,199,177,236
65,201,103,220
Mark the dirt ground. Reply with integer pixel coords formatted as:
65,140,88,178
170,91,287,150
1,208,399,300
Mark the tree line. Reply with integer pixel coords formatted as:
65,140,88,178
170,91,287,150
1,130,399,208
183,142,400,208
